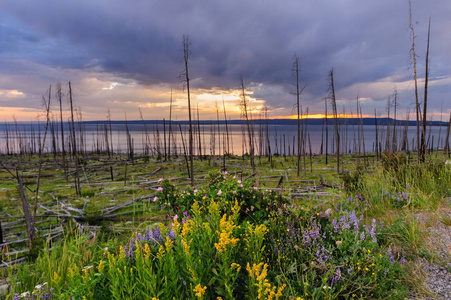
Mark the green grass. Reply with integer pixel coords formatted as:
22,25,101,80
0,151,450,299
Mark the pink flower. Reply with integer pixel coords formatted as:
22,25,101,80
158,178,164,182
157,187,163,192
233,191,236,194
194,189,198,193
217,189,222,195
240,184,243,188
237,180,242,184
253,187,258,190
173,215,178,221
153,196,158,202
224,171,228,175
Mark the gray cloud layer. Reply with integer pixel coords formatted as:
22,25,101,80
0,0,449,119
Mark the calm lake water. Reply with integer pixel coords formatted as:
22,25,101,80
0,121,448,156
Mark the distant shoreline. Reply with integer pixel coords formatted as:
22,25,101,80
2,117,449,127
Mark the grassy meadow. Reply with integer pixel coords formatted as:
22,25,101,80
0,151,450,299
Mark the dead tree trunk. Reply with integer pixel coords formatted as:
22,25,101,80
409,0,421,162
17,175,34,251
33,86,52,230
57,83,67,180
421,18,431,161
445,113,451,157
181,35,194,186
69,81,81,196
240,77,255,171
329,69,340,174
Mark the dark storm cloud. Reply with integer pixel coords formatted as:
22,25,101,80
0,0,449,117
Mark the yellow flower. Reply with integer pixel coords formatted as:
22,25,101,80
231,262,241,273
193,284,207,298
214,214,239,253
182,239,190,256
67,265,76,279
144,243,151,260
181,219,193,238
52,272,61,284
119,246,126,260
157,244,165,259
98,260,104,273
165,236,174,252
82,296,87,300
152,298,159,300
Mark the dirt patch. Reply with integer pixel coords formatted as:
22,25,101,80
413,205,451,299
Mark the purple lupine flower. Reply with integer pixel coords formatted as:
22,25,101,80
167,229,176,240
347,267,352,275
387,248,395,266
330,268,343,286
384,268,390,275
332,218,339,232
360,231,366,242
302,230,311,246
400,256,406,264
14,294,19,300
370,219,377,242
349,211,360,233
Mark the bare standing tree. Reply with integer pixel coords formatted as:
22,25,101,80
179,35,194,186
240,76,255,171
421,18,431,161
56,83,67,180
292,54,306,177
32,86,52,235
69,81,81,196
168,87,173,160
329,69,340,174
409,0,421,162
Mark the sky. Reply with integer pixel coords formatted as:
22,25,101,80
0,0,450,122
